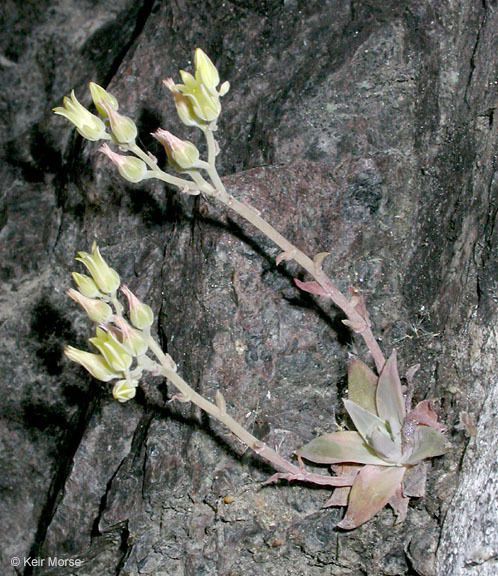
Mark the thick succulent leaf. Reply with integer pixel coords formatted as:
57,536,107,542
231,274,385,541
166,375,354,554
405,399,446,432
402,426,449,465
337,465,406,529
297,431,389,465
388,484,410,524
348,358,378,414
376,351,406,435
323,486,351,508
343,399,390,444
402,462,427,497
369,428,402,463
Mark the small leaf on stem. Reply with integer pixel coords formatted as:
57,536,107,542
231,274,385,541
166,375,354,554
313,251,330,272
276,251,293,265
294,278,330,297
215,390,227,415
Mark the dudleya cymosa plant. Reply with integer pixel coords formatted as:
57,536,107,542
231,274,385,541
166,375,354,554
56,48,449,529
296,355,448,528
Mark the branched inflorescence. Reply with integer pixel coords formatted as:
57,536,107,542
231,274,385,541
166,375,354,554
55,49,449,529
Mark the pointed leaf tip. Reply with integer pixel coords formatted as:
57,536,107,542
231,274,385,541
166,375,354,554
343,399,390,446
297,431,389,466
337,465,406,529
376,350,405,434
348,358,378,414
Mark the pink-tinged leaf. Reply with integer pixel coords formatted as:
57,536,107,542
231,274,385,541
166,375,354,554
376,351,406,435
323,464,360,507
294,278,330,297
402,462,427,497
343,399,390,445
337,465,406,530
455,411,477,437
388,484,410,524
323,487,351,508
405,400,446,432
297,431,389,465
348,287,369,319
348,358,378,414
405,363,420,385
402,426,449,465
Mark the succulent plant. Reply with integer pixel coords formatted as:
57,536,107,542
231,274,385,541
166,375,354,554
297,352,449,529
57,49,449,532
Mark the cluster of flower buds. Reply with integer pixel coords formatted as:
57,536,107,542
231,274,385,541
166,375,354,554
164,48,229,128
54,48,229,182
53,82,150,183
64,243,154,403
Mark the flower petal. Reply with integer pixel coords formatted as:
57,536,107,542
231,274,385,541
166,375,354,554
337,465,406,529
297,431,390,465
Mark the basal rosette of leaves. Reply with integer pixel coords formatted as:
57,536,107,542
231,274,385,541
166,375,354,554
297,352,449,529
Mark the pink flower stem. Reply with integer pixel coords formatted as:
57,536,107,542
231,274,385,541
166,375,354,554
202,129,385,373
147,337,353,487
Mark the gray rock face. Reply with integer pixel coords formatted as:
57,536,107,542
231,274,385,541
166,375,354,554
0,1,496,575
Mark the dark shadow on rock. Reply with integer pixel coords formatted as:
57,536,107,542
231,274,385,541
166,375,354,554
30,297,75,376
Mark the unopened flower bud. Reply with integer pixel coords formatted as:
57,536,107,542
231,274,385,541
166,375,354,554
71,272,101,298
101,102,137,144
89,82,119,116
194,48,220,94
99,143,148,183
176,71,221,123
67,288,112,323
218,81,230,97
53,90,108,141
65,345,116,382
164,78,205,128
112,315,149,356
121,285,154,329
152,129,200,171
89,327,133,373
112,379,138,403
75,242,120,294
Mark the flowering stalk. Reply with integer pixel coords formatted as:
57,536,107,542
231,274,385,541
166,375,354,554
64,242,355,487
146,336,356,488
56,48,448,529
199,131,386,372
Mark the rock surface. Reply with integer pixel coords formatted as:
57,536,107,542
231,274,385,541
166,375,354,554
0,1,496,575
